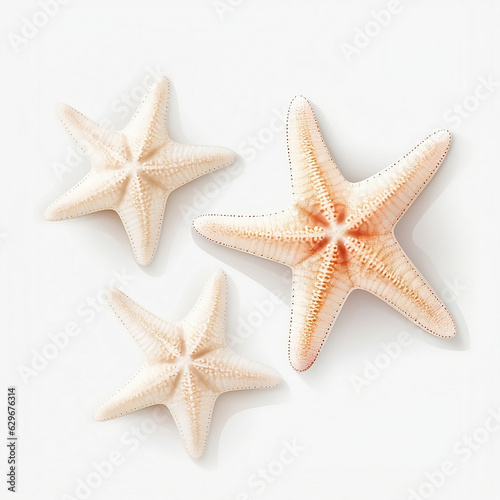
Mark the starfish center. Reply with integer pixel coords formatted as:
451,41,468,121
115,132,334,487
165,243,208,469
175,353,194,371
124,160,143,176
308,220,353,264
323,221,347,243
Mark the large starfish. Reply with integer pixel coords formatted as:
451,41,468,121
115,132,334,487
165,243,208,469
95,270,280,458
45,75,235,265
193,96,456,372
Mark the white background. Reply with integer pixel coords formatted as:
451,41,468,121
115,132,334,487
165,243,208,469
1,1,500,499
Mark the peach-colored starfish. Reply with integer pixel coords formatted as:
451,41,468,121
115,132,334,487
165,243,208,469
194,96,456,372
45,75,234,265
95,270,280,458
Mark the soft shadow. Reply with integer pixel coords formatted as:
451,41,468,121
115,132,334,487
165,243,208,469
192,121,470,371
192,271,290,469
39,76,243,275
392,139,470,352
193,230,292,306
195,382,290,469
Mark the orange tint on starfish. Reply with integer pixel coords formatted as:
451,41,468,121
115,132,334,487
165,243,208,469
194,96,456,371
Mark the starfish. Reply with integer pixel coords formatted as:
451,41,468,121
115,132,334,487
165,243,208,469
95,270,280,458
45,75,235,265
193,96,456,372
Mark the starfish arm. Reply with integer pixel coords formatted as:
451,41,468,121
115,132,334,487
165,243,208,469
181,270,228,357
124,76,170,162
166,370,217,458
116,175,169,266
345,234,456,337
192,347,280,393
142,142,235,192
288,244,353,371
107,288,181,362
94,363,179,421
287,96,350,222
44,170,128,221
58,104,127,169
346,130,451,232
193,208,320,267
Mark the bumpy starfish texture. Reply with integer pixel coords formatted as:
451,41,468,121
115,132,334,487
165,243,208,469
95,270,280,458
45,75,235,265
194,96,456,372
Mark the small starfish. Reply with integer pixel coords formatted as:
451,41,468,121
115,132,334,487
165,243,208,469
193,96,456,372
45,75,235,265
95,270,280,458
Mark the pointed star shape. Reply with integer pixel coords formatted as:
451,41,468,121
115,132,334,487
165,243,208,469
194,96,456,372
45,75,235,265
95,270,280,458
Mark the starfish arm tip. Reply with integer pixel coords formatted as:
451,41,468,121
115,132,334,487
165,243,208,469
192,215,213,238
200,145,236,171
266,369,282,387
289,95,312,115
106,286,121,303
290,94,309,105
106,287,133,315
56,103,75,121
432,128,452,145
192,215,235,248
44,198,72,221
121,222,159,266
134,250,155,267
422,304,456,338
242,360,282,387
140,73,169,98
210,267,227,284
156,75,170,93
43,205,59,221
155,73,169,84
57,103,93,138
220,147,236,164
289,356,315,373
437,319,457,338
94,404,113,422
186,445,204,460
195,268,228,306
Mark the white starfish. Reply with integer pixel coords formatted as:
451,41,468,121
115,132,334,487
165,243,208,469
95,270,280,458
45,75,235,265
194,96,456,371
